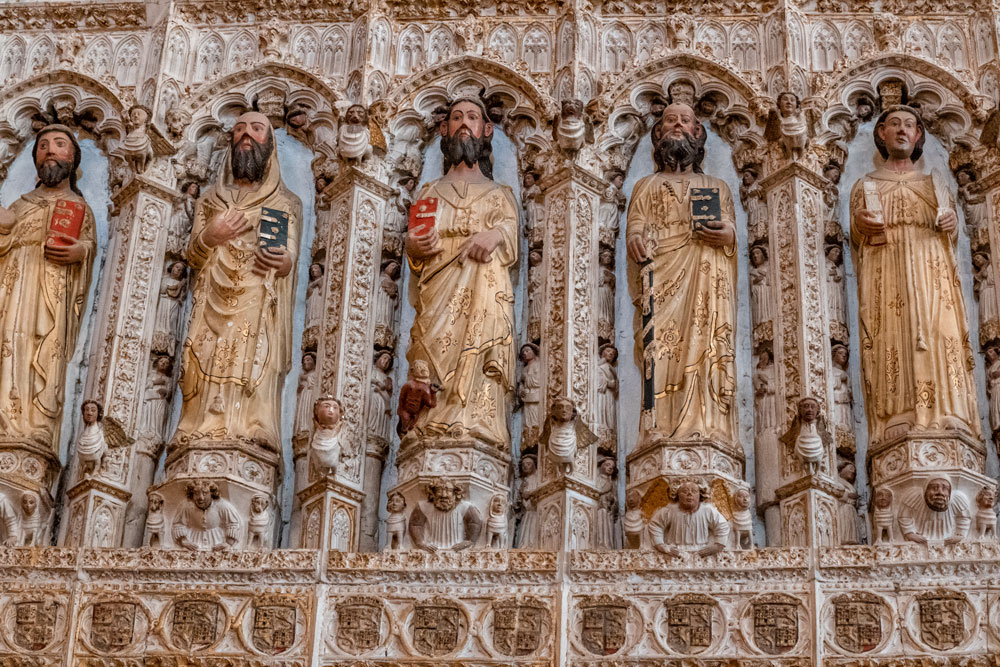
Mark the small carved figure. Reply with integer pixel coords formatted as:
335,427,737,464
338,104,372,162
973,252,998,328
598,249,616,341
740,168,767,235
855,96,876,123
305,263,324,327
247,494,271,550
552,98,594,156
385,492,407,550
599,171,626,247
986,342,1000,437
294,352,318,437
169,182,199,247
388,176,417,235
649,478,730,557
485,493,508,549
826,245,846,325
754,349,776,432
19,491,44,547
595,458,618,550
374,261,401,331
540,398,597,475
872,487,894,544
519,344,542,443
153,261,187,353
521,172,544,247
368,352,394,441
310,396,344,476
623,489,644,549
731,488,754,550
781,397,831,476
768,92,809,160
76,400,107,477
515,455,540,548
140,356,173,437
144,491,165,548
396,360,438,437
408,479,482,552
975,486,997,541
898,477,970,545
836,461,861,545
830,345,853,428
0,494,18,547
527,250,543,337
596,345,619,439
749,244,772,324
120,105,154,174
172,480,241,551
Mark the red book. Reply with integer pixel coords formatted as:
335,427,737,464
408,198,438,233
47,199,85,247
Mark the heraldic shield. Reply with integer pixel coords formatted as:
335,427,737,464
13,601,59,651
753,601,798,654
253,604,296,655
492,602,544,656
337,598,382,653
581,604,627,655
412,603,462,656
90,602,136,653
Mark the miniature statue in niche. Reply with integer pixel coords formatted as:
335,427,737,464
767,92,809,160
144,490,165,548
19,491,44,546
595,458,619,550
0,494,18,547
396,360,438,437
836,460,861,545
596,345,619,440
140,356,174,438
374,261,401,333
174,112,302,451
515,455,540,548
305,262,324,327
599,170,626,247
310,395,344,477
826,244,846,325
648,478,730,557
540,397,597,475
731,488,754,550
898,477,970,545
294,352,318,437
623,489,644,549
626,103,738,445
753,349,776,432
338,104,372,162
152,260,187,353
781,397,831,476
871,487,894,544
975,486,997,541
521,172,543,248
76,400,107,477
368,351,394,440
403,97,518,447
850,106,979,443
956,167,987,239
598,249,616,341
169,182,200,250
552,98,594,156
739,167,766,235
0,126,95,449
519,344,542,443
973,252,997,329
485,493,508,549
821,164,842,226
527,250,543,338
408,478,483,552
749,244,772,324
388,175,418,237
172,480,241,551
385,492,407,550
247,494,272,550
986,342,1000,438
119,104,154,174
831,345,852,428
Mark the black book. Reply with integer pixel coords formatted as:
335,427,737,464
690,187,721,231
258,207,289,251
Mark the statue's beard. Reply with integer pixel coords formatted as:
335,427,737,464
441,131,492,177
37,159,73,187
654,132,702,172
231,133,274,182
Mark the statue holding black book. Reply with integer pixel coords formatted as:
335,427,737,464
173,111,302,451
626,103,738,445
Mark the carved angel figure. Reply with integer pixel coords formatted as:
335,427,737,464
540,398,597,475
385,492,407,550
120,105,154,174
76,400,131,479
780,397,831,476
765,92,810,160
552,98,594,156
310,396,344,476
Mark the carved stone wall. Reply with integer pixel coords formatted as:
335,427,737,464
0,0,998,663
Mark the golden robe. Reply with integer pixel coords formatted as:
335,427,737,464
0,190,95,448
176,149,302,448
850,169,979,442
627,172,737,444
406,179,518,447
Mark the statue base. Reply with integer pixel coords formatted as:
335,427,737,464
296,475,365,551
60,477,130,548
0,438,61,494
626,436,748,496
775,473,848,547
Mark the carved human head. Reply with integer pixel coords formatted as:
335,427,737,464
528,250,543,266
696,95,718,118
309,262,324,280
874,487,893,509
520,455,537,476
599,458,616,477
741,167,758,186
520,343,539,363
734,488,751,510
625,489,642,511
147,490,163,512
185,479,220,511
599,248,614,267
924,477,952,513
832,344,848,368
439,97,494,179
977,485,997,510
609,170,625,188
600,345,618,364
400,175,417,192
154,355,173,374
387,491,406,513
757,347,773,365
230,111,275,182
20,491,38,516
561,98,583,117
855,97,875,121
375,351,393,372
489,493,506,515
672,478,707,512
251,494,269,514
777,92,799,116
551,397,576,423
987,343,1000,365
33,125,82,195
956,167,975,187
313,395,342,428
165,107,191,138
667,81,696,108
427,479,463,512
838,460,857,484
301,351,316,372
973,252,990,270
653,103,707,174
823,163,842,184
285,104,310,130
874,105,925,162
523,171,536,188
797,397,821,424
383,260,401,280
826,244,842,263
184,181,200,198
128,105,150,127
344,104,368,126
81,400,103,425
750,245,767,266
409,360,431,383
168,261,186,279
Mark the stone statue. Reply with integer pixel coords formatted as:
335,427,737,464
595,458,618,550
397,360,438,437
76,400,107,477
626,103,737,444
174,112,302,451
986,342,1000,437
872,487,894,544
753,349,776,432
19,491,45,546
749,244,772,324
368,351,394,441
119,104,153,174
975,486,997,541
403,98,518,448
598,249,616,341
152,260,187,353
781,397,831,476
739,167,767,237
527,250,543,339
898,477,970,545
247,494,271,550
623,489,644,549
826,244,846,325
385,492,407,550
140,356,173,438
305,262,324,327
374,261,401,332
294,352,318,438
596,345,619,440
168,182,199,252
836,460,861,545
973,252,997,328
521,172,543,248
552,98,594,156
144,491,165,548
832,345,852,428
648,478,730,557
515,455,540,548
0,125,96,449
172,480,241,551
485,493,508,549
310,396,344,476
540,398,597,475
0,494,18,547
388,175,417,236
518,344,542,444
769,92,809,160
338,104,372,162
599,170,626,247
731,488,754,550
849,106,979,443
408,478,483,552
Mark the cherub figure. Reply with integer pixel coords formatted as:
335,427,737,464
120,104,154,174
539,397,598,475
310,396,344,476
552,98,594,156
385,492,407,550
77,400,107,477
976,486,997,541
731,488,754,550
396,360,438,437
485,493,508,549
871,487,894,544
766,92,810,160
248,495,272,550
780,397,832,476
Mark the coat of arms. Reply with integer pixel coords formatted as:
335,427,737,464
90,602,136,653
580,604,627,656
492,602,545,656
412,603,462,656
753,601,798,654
665,600,713,654
918,591,968,651
833,597,882,653
171,600,222,651
337,598,382,654
252,604,296,655
13,600,59,651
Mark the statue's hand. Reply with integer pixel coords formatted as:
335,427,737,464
253,246,293,277
459,228,502,263
696,543,725,558
654,543,681,558
212,542,230,552
452,540,473,551
202,208,248,248
406,224,442,259
44,234,87,265
936,209,958,233
903,531,928,545
944,535,961,546
0,206,14,233
694,220,735,248
626,235,649,263
854,210,885,237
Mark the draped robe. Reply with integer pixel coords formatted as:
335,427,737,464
406,179,518,447
849,169,979,443
0,190,95,447
176,149,301,448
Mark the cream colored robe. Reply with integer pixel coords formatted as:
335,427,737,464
406,178,518,447
176,149,302,449
849,169,979,442
627,171,738,444
0,189,95,447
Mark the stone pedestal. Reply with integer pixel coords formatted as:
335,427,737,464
776,474,845,547
530,438,607,550
297,474,365,551
60,477,130,548
626,436,750,499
